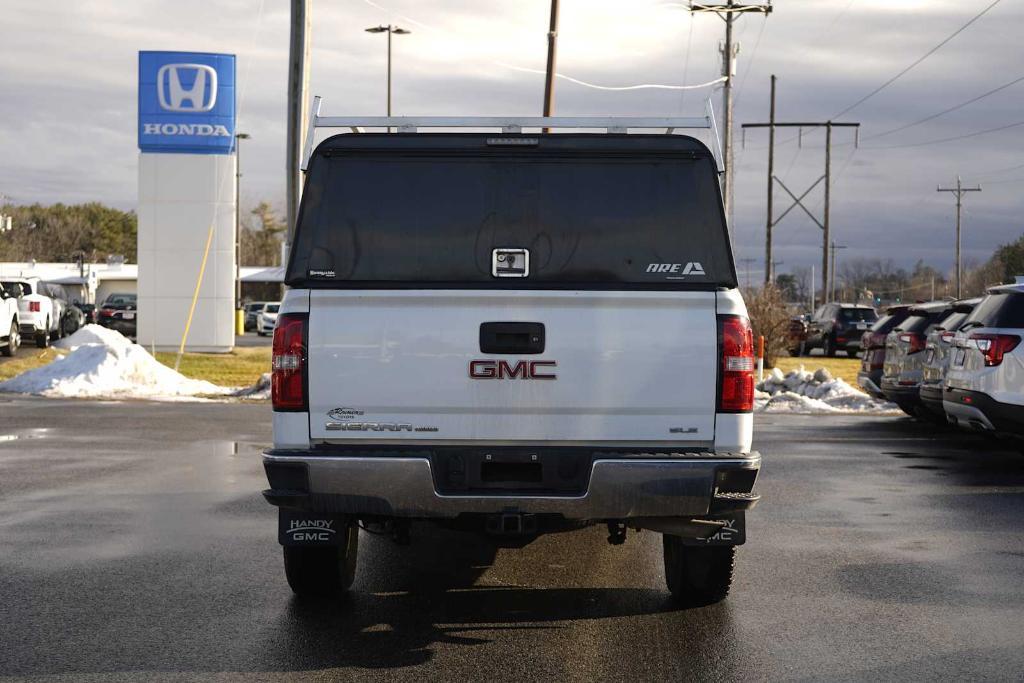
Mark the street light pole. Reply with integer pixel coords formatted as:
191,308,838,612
366,25,411,132
234,133,250,332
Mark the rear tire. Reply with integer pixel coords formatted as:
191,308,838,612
283,524,359,597
663,536,735,606
2,322,18,357
823,336,836,357
35,320,50,348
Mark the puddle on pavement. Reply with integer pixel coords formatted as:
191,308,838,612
883,451,953,461
0,428,53,444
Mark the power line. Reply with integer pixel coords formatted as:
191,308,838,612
363,0,728,93
732,15,768,110
976,176,1024,186
864,73,1024,141
973,160,1024,180
831,0,1004,119
497,63,727,91
678,9,696,112
822,0,856,37
865,117,1024,150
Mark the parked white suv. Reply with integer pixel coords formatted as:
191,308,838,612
262,126,760,605
255,302,280,337
0,278,60,348
944,281,1024,437
0,284,19,356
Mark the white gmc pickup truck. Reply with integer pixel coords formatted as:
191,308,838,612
263,118,760,606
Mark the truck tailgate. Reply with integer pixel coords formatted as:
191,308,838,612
306,289,717,444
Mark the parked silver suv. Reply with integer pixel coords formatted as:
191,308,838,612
945,281,1024,437
880,300,957,418
919,298,981,420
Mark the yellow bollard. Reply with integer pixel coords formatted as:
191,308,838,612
235,308,246,336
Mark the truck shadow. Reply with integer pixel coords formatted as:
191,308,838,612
257,524,703,672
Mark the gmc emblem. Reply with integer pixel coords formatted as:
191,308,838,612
469,360,557,380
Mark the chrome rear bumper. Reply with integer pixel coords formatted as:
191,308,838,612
263,450,760,520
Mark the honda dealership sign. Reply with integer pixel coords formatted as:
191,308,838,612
137,50,237,352
138,51,236,154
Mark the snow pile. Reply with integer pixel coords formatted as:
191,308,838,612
55,324,131,351
756,366,899,414
0,324,231,400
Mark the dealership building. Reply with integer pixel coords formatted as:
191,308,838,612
0,261,282,309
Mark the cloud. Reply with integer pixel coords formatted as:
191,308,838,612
0,0,1021,274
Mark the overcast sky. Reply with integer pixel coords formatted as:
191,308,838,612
2,0,1023,278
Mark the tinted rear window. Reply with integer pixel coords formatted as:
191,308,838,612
937,311,967,331
898,309,950,333
872,310,910,334
3,281,31,296
965,291,1024,328
839,308,877,322
288,141,735,288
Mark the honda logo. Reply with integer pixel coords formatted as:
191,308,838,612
157,63,217,112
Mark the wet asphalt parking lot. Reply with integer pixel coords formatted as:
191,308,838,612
2,398,1024,681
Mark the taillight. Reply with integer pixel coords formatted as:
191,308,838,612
969,333,1021,367
29,301,40,313
898,332,926,354
718,315,755,413
272,313,307,411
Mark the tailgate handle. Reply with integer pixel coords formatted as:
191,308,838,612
480,322,545,354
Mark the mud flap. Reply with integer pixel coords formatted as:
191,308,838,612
278,508,348,547
681,512,745,546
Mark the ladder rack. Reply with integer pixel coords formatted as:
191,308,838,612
300,96,724,172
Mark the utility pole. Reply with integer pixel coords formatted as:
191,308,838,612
542,0,560,132
824,123,832,304
809,264,815,311
739,257,756,288
286,0,311,246
690,1,772,219
764,74,776,284
829,242,847,302
937,176,981,298
743,106,859,307
771,259,784,283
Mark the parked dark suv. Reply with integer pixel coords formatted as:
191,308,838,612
858,305,913,398
803,303,877,357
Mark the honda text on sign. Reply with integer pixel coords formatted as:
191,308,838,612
138,51,236,154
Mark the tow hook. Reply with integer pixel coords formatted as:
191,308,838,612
606,522,627,545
